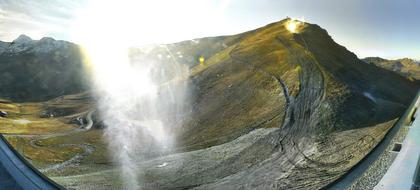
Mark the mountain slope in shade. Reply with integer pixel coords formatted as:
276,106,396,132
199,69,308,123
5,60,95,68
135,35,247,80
363,57,420,81
0,35,88,102
0,19,418,189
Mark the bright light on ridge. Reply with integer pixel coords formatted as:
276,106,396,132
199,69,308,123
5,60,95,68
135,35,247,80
286,19,304,33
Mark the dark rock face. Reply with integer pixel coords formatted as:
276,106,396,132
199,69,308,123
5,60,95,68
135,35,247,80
0,35,89,102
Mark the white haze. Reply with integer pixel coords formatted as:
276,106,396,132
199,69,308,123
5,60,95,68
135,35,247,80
97,51,189,189
71,1,192,189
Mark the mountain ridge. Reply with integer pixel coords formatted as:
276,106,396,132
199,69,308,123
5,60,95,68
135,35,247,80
0,34,88,102
363,57,420,81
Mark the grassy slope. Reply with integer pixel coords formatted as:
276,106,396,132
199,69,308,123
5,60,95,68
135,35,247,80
0,93,100,169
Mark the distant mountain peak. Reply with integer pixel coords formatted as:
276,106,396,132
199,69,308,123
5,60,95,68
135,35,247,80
39,37,55,43
363,57,420,80
370,57,417,64
364,57,387,62
13,34,32,44
3,35,72,54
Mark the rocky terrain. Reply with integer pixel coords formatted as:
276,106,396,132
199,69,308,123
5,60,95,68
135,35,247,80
363,57,420,81
0,18,418,189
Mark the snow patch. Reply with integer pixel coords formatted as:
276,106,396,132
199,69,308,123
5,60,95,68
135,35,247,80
363,92,376,102
157,162,168,168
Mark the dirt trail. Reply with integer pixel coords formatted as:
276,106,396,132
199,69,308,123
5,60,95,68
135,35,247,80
189,32,328,189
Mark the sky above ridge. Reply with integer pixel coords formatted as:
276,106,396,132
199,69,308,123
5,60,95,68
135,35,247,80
0,0,419,59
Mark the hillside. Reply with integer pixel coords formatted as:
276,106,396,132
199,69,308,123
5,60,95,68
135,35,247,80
0,18,418,189
0,35,88,102
363,57,420,81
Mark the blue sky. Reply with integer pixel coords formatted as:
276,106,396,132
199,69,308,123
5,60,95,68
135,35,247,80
0,0,419,59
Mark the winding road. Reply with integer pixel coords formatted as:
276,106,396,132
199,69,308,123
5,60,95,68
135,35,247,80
5,110,95,173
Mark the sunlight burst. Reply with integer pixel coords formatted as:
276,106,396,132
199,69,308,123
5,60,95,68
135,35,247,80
286,19,304,33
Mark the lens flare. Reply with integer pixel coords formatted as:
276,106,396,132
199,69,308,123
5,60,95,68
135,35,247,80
71,1,193,189
286,19,304,33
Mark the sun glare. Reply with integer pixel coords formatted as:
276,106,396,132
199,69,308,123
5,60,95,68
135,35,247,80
71,0,230,85
69,1,203,188
71,0,228,46
286,19,303,33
